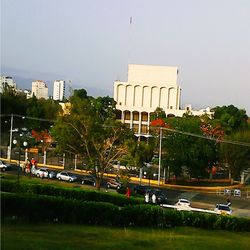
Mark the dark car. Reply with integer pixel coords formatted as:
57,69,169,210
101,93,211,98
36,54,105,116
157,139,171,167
133,185,150,195
150,189,167,204
0,160,12,171
81,175,96,186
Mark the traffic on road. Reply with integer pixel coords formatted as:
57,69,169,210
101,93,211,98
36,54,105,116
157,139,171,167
1,161,250,218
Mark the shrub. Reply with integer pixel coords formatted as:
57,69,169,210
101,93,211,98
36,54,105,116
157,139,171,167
2,182,250,232
1,179,143,207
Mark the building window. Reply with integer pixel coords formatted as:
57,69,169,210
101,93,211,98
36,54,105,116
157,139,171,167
133,111,139,121
124,111,130,120
132,124,139,133
141,112,148,121
115,110,122,119
141,125,148,134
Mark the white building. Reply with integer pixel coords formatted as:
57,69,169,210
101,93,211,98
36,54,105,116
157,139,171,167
53,80,65,101
31,80,48,99
114,64,213,135
0,76,17,93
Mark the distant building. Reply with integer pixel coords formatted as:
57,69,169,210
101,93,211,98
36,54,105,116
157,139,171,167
53,80,65,101
114,64,213,136
31,80,48,99
22,89,33,99
0,76,17,93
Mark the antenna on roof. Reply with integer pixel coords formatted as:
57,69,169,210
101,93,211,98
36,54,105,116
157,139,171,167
128,16,133,65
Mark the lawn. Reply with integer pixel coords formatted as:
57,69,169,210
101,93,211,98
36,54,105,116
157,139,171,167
1,223,249,250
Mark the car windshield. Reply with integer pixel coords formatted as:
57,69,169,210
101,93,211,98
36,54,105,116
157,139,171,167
180,199,189,203
218,205,230,211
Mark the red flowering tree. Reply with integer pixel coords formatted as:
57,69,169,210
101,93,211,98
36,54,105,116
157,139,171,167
31,129,52,152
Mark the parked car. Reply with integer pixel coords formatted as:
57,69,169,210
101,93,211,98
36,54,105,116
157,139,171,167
150,189,167,204
133,185,150,195
56,171,77,182
81,175,96,186
106,178,122,189
36,168,56,179
0,160,12,171
214,204,232,215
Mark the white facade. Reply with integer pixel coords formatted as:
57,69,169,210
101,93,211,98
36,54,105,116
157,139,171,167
53,80,65,101
0,76,17,93
114,64,213,135
31,80,48,99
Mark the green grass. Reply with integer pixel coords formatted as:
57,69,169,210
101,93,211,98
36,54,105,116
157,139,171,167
1,223,250,250
1,172,99,191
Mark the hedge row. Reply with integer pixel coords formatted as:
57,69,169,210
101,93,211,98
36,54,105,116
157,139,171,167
1,180,143,206
1,192,250,231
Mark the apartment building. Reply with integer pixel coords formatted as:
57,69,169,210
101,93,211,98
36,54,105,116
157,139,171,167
31,80,48,99
53,80,65,101
0,76,17,93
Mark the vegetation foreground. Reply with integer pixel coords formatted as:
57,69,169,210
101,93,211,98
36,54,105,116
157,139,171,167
2,223,250,250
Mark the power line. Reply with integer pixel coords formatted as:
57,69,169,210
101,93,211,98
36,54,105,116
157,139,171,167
161,127,250,147
1,114,56,123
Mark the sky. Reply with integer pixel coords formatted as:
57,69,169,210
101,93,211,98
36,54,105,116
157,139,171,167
1,0,250,115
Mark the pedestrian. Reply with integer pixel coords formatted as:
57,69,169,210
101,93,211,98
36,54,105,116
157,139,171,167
227,198,231,206
145,191,149,203
31,157,36,166
126,186,131,199
152,193,157,204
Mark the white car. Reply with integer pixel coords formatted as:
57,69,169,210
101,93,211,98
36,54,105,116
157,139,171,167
36,168,56,179
234,189,241,197
175,199,191,210
214,204,232,215
175,198,191,207
56,171,77,182
0,160,12,171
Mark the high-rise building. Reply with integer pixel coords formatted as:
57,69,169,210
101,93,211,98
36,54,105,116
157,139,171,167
53,80,65,101
0,76,17,93
31,80,48,99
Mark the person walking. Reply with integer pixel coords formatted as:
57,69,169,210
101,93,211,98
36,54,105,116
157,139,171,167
145,191,149,203
126,186,131,199
152,193,157,204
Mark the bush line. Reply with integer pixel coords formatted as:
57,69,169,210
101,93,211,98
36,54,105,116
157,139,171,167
1,179,143,206
1,192,250,231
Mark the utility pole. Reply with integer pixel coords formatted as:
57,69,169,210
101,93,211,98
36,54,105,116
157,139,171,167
158,127,162,186
7,114,14,161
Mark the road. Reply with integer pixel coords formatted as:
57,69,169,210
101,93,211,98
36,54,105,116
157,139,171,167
2,165,250,218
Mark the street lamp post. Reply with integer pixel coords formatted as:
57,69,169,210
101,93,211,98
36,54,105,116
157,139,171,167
13,134,28,183
7,114,14,161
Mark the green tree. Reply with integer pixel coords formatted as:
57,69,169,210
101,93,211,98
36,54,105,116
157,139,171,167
26,97,60,130
52,92,133,189
212,105,248,134
161,116,219,179
1,88,27,132
220,130,250,180
150,107,166,121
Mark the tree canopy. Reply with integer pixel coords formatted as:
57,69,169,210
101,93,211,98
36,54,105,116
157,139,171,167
52,90,134,189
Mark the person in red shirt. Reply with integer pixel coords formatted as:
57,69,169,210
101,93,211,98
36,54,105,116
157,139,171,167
125,186,131,199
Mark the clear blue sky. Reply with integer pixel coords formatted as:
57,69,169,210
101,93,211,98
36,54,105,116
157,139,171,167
1,0,250,114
